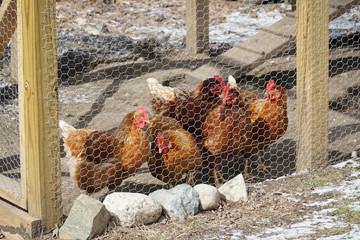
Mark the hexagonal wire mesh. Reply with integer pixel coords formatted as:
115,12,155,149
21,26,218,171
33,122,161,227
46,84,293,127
1,0,360,228
0,0,21,202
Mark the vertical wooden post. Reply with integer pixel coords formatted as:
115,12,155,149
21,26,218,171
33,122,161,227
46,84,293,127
18,0,61,230
296,0,329,171
186,0,209,55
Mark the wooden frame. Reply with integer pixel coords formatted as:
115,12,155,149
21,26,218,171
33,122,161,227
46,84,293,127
0,0,61,237
296,0,329,170
186,0,209,54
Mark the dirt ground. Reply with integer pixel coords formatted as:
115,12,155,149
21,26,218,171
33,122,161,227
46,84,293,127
1,1,360,239
90,159,360,240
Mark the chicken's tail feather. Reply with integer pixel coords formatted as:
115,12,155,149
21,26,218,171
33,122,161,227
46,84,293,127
228,75,237,88
147,78,175,102
59,120,75,139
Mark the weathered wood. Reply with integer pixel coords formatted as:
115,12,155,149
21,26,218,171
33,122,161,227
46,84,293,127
296,0,329,170
190,0,358,82
18,0,61,231
330,0,359,9
259,17,297,39
186,0,209,54
0,0,16,60
0,200,42,238
235,30,291,56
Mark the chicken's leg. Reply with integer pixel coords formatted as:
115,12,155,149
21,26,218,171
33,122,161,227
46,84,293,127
186,170,196,185
243,158,258,180
255,151,270,173
213,166,227,187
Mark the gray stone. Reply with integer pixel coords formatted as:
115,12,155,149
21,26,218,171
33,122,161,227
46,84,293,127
218,174,248,202
169,184,199,216
194,184,221,210
96,23,109,33
59,194,110,240
103,192,162,227
150,189,187,220
149,184,199,221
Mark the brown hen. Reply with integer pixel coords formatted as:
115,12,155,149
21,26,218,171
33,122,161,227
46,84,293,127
147,76,225,137
228,76,288,177
147,116,202,187
60,107,151,193
202,83,252,186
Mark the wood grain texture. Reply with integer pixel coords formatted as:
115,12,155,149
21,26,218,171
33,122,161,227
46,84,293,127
18,0,60,231
186,0,209,54
296,0,329,170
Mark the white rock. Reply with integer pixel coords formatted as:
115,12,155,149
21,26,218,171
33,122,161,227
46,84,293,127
103,192,162,227
218,174,248,202
59,194,110,240
75,17,87,25
194,184,221,210
85,26,100,35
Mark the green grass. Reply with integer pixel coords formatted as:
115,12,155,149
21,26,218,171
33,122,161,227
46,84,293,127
304,177,329,190
330,206,360,225
303,226,353,239
185,217,207,229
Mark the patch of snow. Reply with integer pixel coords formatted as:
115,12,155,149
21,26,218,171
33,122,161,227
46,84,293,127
231,230,243,239
246,213,347,240
311,178,360,198
245,160,360,240
329,6,360,37
127,4,360,46
332,159,360,169
304,198,337,207
210,9,285,44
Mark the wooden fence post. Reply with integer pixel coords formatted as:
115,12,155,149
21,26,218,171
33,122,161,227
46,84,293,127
19,0,61,231
296,0,329,170
186,0,209,54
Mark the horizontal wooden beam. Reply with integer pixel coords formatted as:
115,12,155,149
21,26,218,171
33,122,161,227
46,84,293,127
0,0,17,59
0,200,41,238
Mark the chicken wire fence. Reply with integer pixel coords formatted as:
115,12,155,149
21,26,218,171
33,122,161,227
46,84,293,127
1,0,360,234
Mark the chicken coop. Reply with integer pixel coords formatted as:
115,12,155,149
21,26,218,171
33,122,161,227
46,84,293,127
0,0,360,237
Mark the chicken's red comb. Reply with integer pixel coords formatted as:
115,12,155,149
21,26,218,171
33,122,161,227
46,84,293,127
266,80,275,91
139,106,149,119
214,75,225,87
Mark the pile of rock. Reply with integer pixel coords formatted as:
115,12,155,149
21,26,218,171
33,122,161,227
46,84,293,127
59,174,247,240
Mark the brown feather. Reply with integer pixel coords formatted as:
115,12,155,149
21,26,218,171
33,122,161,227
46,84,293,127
147,116,202,184
60,109,151,193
